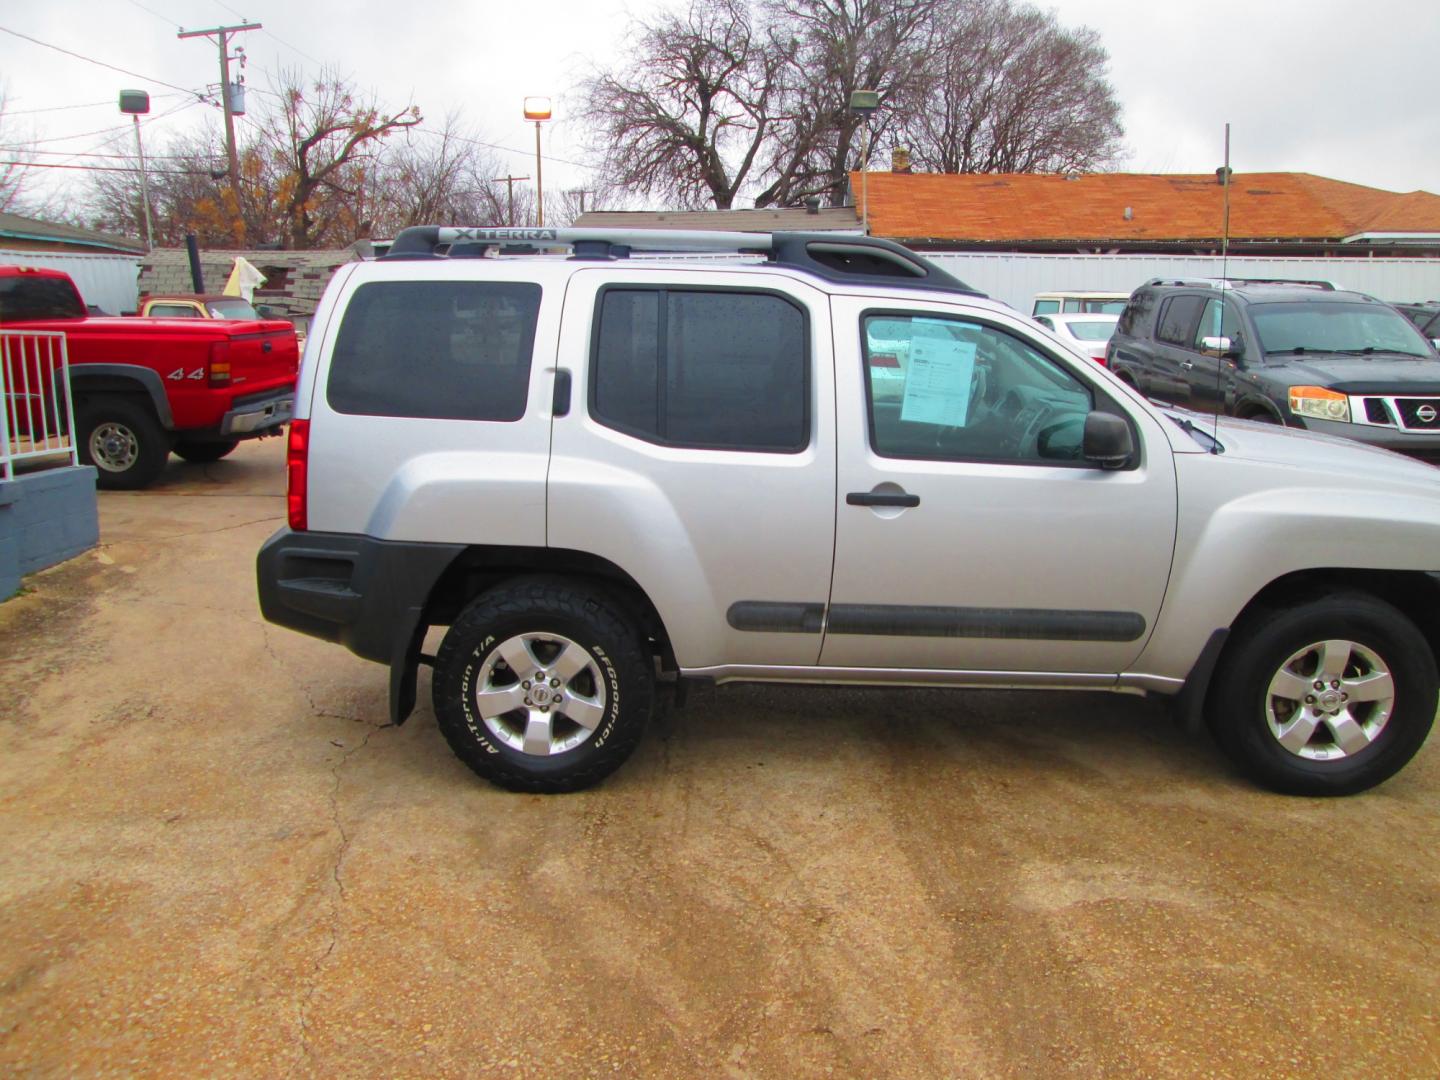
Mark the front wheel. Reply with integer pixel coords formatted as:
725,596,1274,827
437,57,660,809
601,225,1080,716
1208,592,1437,795
432,579,655,793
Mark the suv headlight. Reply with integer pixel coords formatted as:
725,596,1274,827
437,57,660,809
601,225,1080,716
1289,386,1350,423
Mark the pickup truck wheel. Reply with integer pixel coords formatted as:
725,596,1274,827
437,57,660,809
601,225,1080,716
1208,593,1437,795
174,439,240,463
432,579,654,793
77,398,170,490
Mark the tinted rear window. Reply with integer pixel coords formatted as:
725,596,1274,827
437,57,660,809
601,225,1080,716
591,287,808,451
327,281,541,420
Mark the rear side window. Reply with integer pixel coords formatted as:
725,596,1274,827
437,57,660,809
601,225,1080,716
1156,295,1206,346
327,281,541,420
591,288,808,452
0,274,86,320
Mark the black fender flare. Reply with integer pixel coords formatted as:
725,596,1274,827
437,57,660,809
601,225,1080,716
1232,394,1284,423
69,364,174,428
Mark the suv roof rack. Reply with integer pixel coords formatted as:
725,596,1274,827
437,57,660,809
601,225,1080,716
1143,276,1338,291
381,226,983,296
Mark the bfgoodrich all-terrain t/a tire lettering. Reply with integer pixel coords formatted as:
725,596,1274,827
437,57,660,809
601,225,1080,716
432,578,655,793
1208,592,1437,796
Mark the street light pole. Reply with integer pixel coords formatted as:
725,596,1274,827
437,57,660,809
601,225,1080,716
118,90,154,250
849,90,880,235
131,115,155,251
523,97,552,227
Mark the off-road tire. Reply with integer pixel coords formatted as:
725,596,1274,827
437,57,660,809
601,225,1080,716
432,578,654,793
76,396,171,490
1208,592,1436,795
174,439,240,463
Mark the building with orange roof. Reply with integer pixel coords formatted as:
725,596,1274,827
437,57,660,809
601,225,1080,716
851,170,1440,257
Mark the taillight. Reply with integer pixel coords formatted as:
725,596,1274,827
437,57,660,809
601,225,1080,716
208,339,232,386
287,419,309,531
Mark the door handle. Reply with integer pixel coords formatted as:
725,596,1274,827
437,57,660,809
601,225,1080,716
552,369,572,417
1180,360,1194,370
847,491,920,508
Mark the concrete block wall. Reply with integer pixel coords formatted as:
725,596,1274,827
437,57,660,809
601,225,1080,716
0,466,99,600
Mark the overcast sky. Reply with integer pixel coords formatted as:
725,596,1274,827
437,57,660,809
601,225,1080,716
2,0,1437,214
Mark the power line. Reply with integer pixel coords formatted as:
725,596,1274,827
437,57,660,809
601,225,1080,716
0,160,218,176
417,126,592,171
3,93,188,117
14,98,207,147
13,147,222,161
0,25,204,98
123,0,183,31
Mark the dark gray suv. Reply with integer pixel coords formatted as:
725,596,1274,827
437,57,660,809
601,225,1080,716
1108,279,1440,462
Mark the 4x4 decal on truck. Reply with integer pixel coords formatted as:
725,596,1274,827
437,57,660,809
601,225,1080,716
166,368,207,381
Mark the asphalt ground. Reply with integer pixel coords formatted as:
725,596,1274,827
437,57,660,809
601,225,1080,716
1,438,1437,1078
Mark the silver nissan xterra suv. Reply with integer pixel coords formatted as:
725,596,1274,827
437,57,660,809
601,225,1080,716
257,227,1440,796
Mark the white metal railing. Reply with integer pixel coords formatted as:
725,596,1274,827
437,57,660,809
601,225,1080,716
1,330,79,481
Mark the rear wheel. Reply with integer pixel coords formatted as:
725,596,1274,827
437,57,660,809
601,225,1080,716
432,579,654,793
1208,593,1437,795
174,439,240,463
77,397,170,490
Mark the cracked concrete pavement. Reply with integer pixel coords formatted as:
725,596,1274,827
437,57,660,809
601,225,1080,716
2,438,1438,1078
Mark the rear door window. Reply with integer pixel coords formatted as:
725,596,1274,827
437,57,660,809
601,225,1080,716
1156,295,1206,347
326,280,541,420
590,287,808,452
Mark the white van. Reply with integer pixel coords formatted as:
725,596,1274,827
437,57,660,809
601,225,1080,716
1032,291,1130,316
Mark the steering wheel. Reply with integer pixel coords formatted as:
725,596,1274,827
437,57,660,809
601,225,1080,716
1033,413,1086,460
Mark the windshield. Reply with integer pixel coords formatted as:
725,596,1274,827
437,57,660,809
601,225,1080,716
1251,301,1432,358
1063,320,1116,342
205,298,260,319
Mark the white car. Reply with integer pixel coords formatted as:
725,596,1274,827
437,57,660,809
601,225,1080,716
1035,313,1119,365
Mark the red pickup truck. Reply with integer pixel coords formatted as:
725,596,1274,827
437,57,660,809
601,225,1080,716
1,265,298,489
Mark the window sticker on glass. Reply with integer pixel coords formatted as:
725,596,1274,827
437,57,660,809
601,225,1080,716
900,321,977,426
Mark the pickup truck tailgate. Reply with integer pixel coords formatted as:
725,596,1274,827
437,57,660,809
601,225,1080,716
226,321,300,388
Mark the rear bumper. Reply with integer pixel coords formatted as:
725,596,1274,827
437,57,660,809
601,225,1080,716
257,529,464,722
220,387,294,436
257,528,464,663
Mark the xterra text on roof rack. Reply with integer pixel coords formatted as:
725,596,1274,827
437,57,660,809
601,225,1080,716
258,228,1440,796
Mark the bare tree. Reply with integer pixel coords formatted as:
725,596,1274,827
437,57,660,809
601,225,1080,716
571,0,1122,211
753,0,942,208
370,117,513,234
253,68,421,249
576,0,786,209
899,0,1123,174
0,89,50,216
87,128,238,247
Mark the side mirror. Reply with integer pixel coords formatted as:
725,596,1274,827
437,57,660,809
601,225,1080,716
1083,411,1134,469
1201,334,1246,365
256,304,276,317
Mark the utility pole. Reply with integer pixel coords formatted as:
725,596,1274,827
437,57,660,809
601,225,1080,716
179,22,261,237
492,174,530,227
